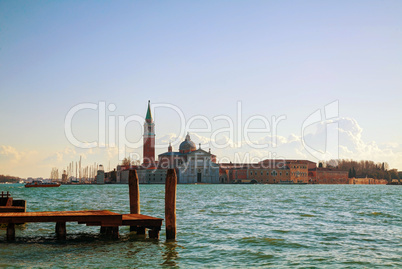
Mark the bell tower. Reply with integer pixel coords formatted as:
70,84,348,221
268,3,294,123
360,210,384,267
143,100,155,167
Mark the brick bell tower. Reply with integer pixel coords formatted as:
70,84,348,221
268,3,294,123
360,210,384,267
143,100,155,167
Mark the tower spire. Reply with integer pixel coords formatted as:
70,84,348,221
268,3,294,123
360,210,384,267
168,141,172,152
146,100,153,123
143,100,155,167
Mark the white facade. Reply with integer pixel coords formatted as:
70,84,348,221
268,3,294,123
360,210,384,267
117,168,167,184
178,149,219,184
138,169,167,184
96,170,105,184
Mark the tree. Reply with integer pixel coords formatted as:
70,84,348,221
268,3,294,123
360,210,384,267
384,171,391,182
389,169,398,179
318,159,397,180
121,157,131,166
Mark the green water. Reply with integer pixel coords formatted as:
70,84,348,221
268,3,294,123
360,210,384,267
0,184,401,268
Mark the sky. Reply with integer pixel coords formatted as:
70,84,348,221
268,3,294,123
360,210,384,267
0,0,401,178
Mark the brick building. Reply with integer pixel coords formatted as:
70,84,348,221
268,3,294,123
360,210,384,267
219,159,314,184
314,168,349,184
219,163,249,183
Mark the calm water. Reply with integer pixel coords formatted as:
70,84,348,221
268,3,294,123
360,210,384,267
0,184,401,268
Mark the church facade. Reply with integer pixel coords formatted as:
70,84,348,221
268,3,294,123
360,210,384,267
158,133,220,184
177,147,220,184
137,101,220,184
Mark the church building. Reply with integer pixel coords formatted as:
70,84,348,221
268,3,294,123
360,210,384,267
159,133,220,183
137,101,220,184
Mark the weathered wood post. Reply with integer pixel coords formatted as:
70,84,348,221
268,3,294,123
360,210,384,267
129,169,144,234
7,223,15,242
129,169,140,214
56,222,67,240
165,168,177,240
103,226,119,239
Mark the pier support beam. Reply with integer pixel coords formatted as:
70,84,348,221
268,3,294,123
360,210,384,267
130,226,146,235
56,222,67,240
101,226,119,239
6,223,15,242
148,228,160,239
165,169,177,240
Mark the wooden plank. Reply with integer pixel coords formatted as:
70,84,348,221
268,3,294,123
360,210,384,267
0,210,122,225
84,222,102,226
0,210,120,218
122,214,163,221
0,206,26,212
122,214,162,229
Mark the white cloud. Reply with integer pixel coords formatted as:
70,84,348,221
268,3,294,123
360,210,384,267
2,116,401,177
0,145,22,162
171,117,402,169
0,145,39,176
294,117,402,168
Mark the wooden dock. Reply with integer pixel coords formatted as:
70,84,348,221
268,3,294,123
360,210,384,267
0,191,26,213
0,210,163,241
0,168,176,242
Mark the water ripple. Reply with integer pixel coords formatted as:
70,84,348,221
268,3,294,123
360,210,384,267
0,184,401,268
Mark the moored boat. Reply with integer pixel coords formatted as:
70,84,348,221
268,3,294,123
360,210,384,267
25,180,60,188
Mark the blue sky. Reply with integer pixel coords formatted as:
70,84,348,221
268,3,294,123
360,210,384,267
1,1,401,177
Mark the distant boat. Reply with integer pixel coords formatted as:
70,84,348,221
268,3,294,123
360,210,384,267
25,180,60,188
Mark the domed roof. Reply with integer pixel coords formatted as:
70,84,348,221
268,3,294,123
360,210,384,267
179,133,196,152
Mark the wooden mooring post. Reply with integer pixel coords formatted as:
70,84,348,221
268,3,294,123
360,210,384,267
165,169,177,240
55,222,67,240
128,169,145,235
129,169,140,214
7,223,15,242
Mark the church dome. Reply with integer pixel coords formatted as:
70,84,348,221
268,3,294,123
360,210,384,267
179,133,196,153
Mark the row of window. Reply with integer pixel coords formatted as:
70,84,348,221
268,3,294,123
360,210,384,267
292,165,307,169
147,177,164,181
249,171,308,177
291,172,307,176
250,171,289,176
